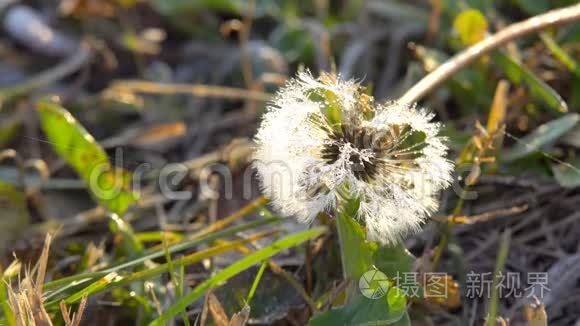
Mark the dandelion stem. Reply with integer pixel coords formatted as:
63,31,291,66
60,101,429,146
399,3,580,104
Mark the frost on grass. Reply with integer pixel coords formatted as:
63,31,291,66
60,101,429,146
253,71,453,244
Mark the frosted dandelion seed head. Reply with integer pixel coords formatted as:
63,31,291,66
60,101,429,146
253,71,453,244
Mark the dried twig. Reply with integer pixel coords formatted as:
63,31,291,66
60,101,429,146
7,234,54,326
108,80,272,102
399,3,580,104
432,203,528,226
60,296,88,326
189,196,268,240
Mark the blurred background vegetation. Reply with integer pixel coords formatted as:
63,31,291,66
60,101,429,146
1,0,580,325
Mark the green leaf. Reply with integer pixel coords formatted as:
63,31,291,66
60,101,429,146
373,244,415,280
148,227,326,325
336,195,418,278
395,126,427,161
153,0,241,15
453,9,488,46
37,100,137,214
503,113,580,161
492,52,568,113
308,88,343,126
153,0,280,17
336,200,376,280
335,197,420,310
552,158,580,188
309,287,410,326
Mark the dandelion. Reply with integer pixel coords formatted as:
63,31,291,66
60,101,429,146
253,71,453,244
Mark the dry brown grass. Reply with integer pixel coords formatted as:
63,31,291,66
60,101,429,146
6,234,87,326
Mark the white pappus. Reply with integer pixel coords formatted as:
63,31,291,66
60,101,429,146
253,71,453,244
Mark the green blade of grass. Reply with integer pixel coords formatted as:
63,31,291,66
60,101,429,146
62,272,121,304
51,231,277,307
540,32,580,78
245,260,268,305
153,0,242,16
503,113,580,161
492,51,568,113
179,262,190,326
149,227,326,325
43,217,281,295
135,231,183,243
486,229,511,326
161,232,190,326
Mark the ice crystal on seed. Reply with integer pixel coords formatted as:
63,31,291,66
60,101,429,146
253,71,453,244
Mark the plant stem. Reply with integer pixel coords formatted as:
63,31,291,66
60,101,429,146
399,3,580,104
431,187,469,267
245,260,268,304
486,229,511,326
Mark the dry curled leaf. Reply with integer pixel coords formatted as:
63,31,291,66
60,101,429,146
229,305,250,326
524,297,547,326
